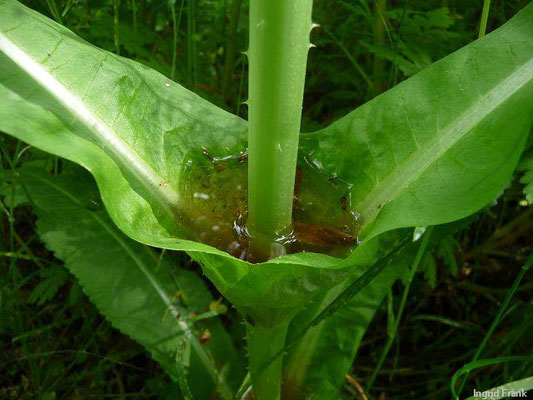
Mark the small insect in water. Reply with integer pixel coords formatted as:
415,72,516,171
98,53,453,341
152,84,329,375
172,290,189,306
198,329,211,344
202,147,226,171
340,194,348,211
238,151,248,163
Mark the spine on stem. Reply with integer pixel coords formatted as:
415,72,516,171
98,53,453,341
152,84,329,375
247,0,314,261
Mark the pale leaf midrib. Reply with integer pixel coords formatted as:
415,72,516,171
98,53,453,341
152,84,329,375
0,32,180,214
358,58,533,227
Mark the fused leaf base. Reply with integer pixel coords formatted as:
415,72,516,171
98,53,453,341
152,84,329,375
1,0,532,326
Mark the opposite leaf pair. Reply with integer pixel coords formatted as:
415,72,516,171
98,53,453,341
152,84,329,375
1,0,531,325
1,0,532,398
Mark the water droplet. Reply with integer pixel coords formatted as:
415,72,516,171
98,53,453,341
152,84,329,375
413,226,427,242
312,159,323,170
193,192,209,200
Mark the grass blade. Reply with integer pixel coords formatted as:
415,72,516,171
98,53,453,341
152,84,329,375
452,356,533,400
366,226,434,392
454,253,532,398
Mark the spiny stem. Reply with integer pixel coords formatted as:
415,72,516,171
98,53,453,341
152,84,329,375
247,0,314,260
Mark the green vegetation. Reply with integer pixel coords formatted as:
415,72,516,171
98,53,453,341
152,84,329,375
1,0,532,399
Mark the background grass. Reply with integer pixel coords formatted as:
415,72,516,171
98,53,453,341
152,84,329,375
1,0,532,398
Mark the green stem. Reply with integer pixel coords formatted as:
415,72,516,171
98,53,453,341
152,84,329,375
371,0,387,97
113,0,121,55
366,226,434,392
187,0,196,84
221,0,243,99
246,319,290,400
455,253,532,398
247,0,313,260
169,0,185,81
170,2,177,80
478,0,491,38
131,0,137,31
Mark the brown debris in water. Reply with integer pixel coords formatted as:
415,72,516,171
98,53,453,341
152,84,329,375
292,221,356,252
179,148,360,262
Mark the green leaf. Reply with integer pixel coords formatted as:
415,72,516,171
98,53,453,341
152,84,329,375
300,4,533,240
0,167,28,208
283,233,411,398
437,235,459,276
281,221,478,398
519,149,533,203
420,252,437,289
451,356,533,400
1,0,532,326
16,164,243,399
425,8,454,29
27,264,69,306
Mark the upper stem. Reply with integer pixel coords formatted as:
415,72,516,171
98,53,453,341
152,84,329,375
247,0,313,260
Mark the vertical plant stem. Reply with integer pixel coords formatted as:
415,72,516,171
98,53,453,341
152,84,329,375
478,0,491,38
247,0,314,260
187,0,192,81
387,0,410,88
186,0,197,84
113,0,121,55
246,319,291,400
366,226,434,392
221,0,243,99
0,140,16,257
169,0,185,80
131,0,137,31
455,254,532,398
372,0,387,97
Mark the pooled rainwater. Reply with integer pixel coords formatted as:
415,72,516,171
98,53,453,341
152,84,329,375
178,147,360,261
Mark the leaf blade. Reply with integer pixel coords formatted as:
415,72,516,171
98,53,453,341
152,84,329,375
15,165,243,398
301,4,533,238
